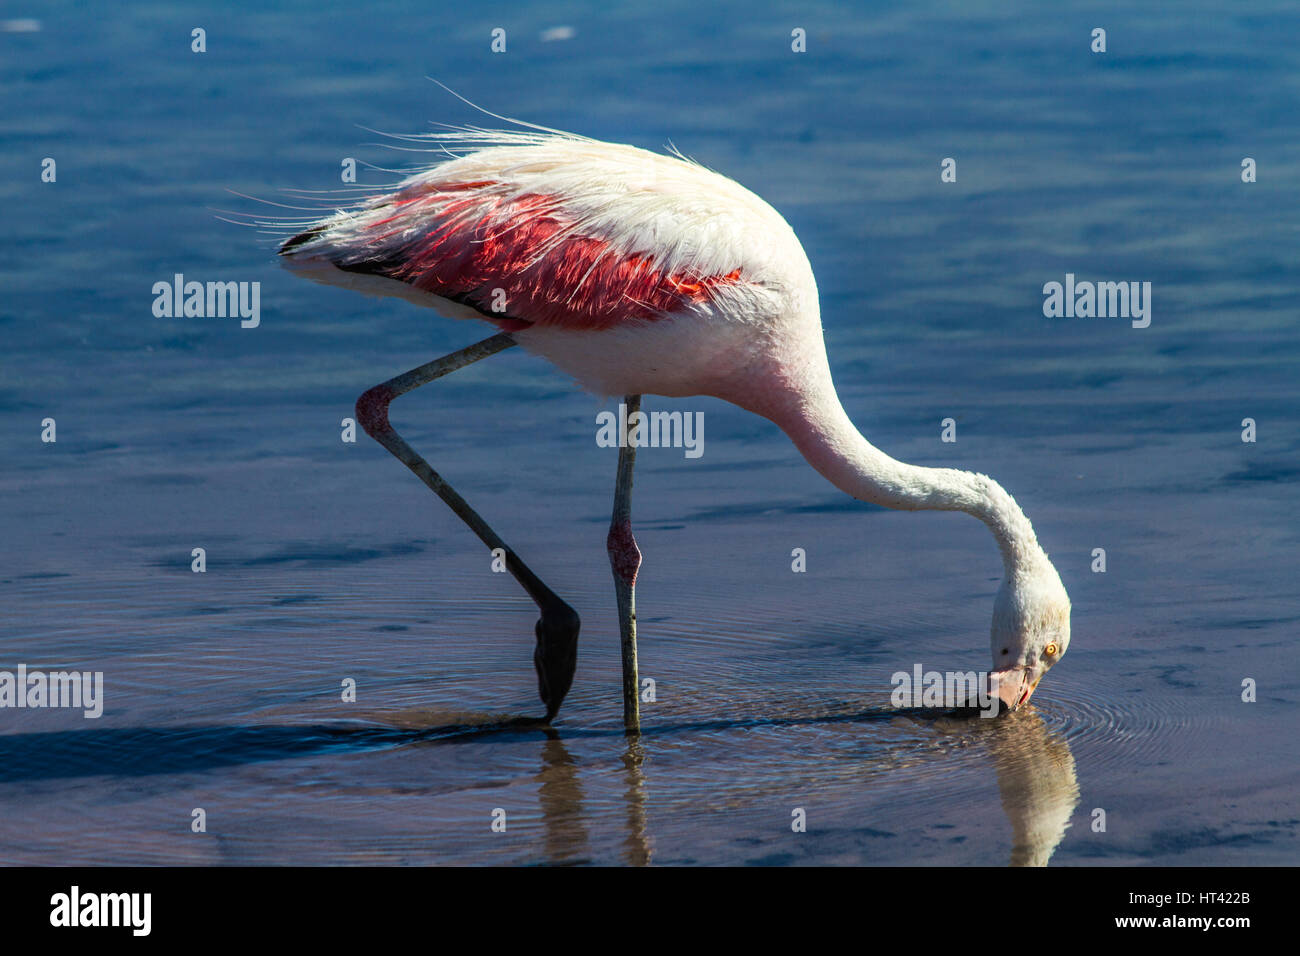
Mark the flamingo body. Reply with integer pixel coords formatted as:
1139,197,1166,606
281,133,821,403
277,128,1072,716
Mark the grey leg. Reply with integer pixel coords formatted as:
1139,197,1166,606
355,332,580,722
607,394,643,732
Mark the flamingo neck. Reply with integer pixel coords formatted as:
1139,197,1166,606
730,352,1045,577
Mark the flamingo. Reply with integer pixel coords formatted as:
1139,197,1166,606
274,121,1072,731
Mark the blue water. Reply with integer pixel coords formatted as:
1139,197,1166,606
1,1,1297,864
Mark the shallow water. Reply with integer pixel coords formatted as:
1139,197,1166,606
2,1,1298,864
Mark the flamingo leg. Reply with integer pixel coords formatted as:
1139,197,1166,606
354,331,581,722
608,394,644,733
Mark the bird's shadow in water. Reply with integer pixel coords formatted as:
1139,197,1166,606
0,704,1076,865
0,716,543,783
0,704,998,782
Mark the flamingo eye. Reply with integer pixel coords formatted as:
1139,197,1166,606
1045,642,1059,657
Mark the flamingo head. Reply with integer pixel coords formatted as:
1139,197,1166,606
989,555,1071,713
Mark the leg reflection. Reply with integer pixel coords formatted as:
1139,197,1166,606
622,736,652,866
537,729,589,864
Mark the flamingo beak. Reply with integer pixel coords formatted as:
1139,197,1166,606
990,666,1041,712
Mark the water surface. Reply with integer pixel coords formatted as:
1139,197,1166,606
1,0,1297,864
